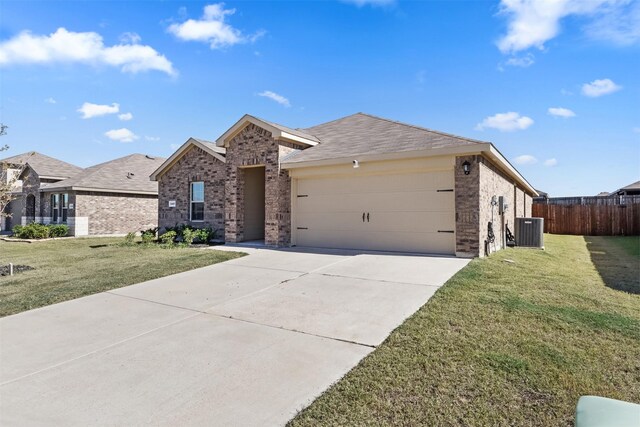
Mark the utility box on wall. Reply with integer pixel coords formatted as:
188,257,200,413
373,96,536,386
515,217,544,248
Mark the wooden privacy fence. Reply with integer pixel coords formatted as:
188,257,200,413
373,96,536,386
532,196,640,235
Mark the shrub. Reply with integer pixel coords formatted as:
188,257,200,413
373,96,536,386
11,225,23,236
12,223,50,239
48,224,69,237
159,231,177,245
141,232,155,244
140,227,158,238
182,227,196,245
123,232,136,245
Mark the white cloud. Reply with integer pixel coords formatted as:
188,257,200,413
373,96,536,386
168,3,263,49
257,90,290,107
475,112,534,132
78,102,119,119
44,97,56,104
544,158,558,167
496,0,622,54
548,107,576,118
0,27,176,76
105,128,138,143
118,112,133,121
514,155,538,165
505,53,535,67
146,135,161,141
581,78,622,97
119,32,141,44
586,1,640,45
342,0,396,6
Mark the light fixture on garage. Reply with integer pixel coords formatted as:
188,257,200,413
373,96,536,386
462,160,471,175
353,160,359,169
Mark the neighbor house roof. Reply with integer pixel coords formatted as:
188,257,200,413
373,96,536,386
42,153,166,195
215,114,320,147
2,151,83,180
611,180,640,195
284,113,486,164
150,137,226,181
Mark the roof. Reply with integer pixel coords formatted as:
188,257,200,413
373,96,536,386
150,137,226,181
283,113,486,164
42,153,166,195
613,180,640,194
215,114,320,147
1,151,83,179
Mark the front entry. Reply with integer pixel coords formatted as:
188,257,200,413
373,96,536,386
243,166,266,241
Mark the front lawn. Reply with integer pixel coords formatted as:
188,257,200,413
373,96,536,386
0,237,245,317
290,234,640,426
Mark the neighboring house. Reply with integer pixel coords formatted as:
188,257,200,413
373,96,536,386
611,180,640,196
152,113,537,257
40,154,166,236
1,152,83,231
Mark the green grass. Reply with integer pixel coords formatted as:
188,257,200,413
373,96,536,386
289,235,640,427
0,237,245,317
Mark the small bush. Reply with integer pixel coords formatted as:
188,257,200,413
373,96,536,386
140,227,158,238
13,223,50,239
123,232,136,245
48,224,69,237
182,227,196,245
159,231,177,245
12,223,69,239
141,231,155,244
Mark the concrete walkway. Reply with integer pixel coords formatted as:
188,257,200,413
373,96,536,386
0,246,469,426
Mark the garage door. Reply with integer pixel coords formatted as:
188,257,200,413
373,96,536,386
294,170,455,254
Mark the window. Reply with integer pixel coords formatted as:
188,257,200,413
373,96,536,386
62,193,68,223
51,194,59,222
50,193,68,223
190,182,204,221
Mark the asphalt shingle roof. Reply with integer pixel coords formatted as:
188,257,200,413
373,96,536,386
283,113,487,164
42,153,166,194
252,116,320,143
1,151,83,179
191,138,226,155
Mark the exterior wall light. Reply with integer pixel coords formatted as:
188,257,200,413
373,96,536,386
353,160,359,169
462,160,471,175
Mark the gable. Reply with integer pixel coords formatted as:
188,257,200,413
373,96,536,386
150,138,226,181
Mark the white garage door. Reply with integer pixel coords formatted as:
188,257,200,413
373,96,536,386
294,170,455,254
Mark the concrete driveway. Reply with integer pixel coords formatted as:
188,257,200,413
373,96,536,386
0,246,469,426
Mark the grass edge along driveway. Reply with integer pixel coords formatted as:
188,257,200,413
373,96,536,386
289,235,640,427
0,237,245,317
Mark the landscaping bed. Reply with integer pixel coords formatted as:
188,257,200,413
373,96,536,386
0,237,245,317
289,235,640,426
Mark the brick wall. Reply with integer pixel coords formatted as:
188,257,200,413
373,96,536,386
225,123,304,246
20,167,40,221
455,155,480,256
478,157,517,256
455,155,533,257
75,191,158,235
157,146,225,235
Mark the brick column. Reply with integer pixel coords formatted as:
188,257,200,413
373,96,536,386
455,155,480,257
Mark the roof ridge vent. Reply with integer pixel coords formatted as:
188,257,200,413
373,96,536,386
127,172,135,179
145,155,155,160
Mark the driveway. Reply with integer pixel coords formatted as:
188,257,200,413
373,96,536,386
0,246,469,426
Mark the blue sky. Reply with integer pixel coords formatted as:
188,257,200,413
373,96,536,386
1,0,638,196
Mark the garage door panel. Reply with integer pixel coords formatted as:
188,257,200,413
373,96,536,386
297,171,453,195
296,229,454,254
297,191,453,214
294,169,455,254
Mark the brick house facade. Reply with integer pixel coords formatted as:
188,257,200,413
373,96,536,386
5,153,164,236
152,113,537,257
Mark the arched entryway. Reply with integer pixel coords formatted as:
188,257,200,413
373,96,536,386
25,194,36,222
